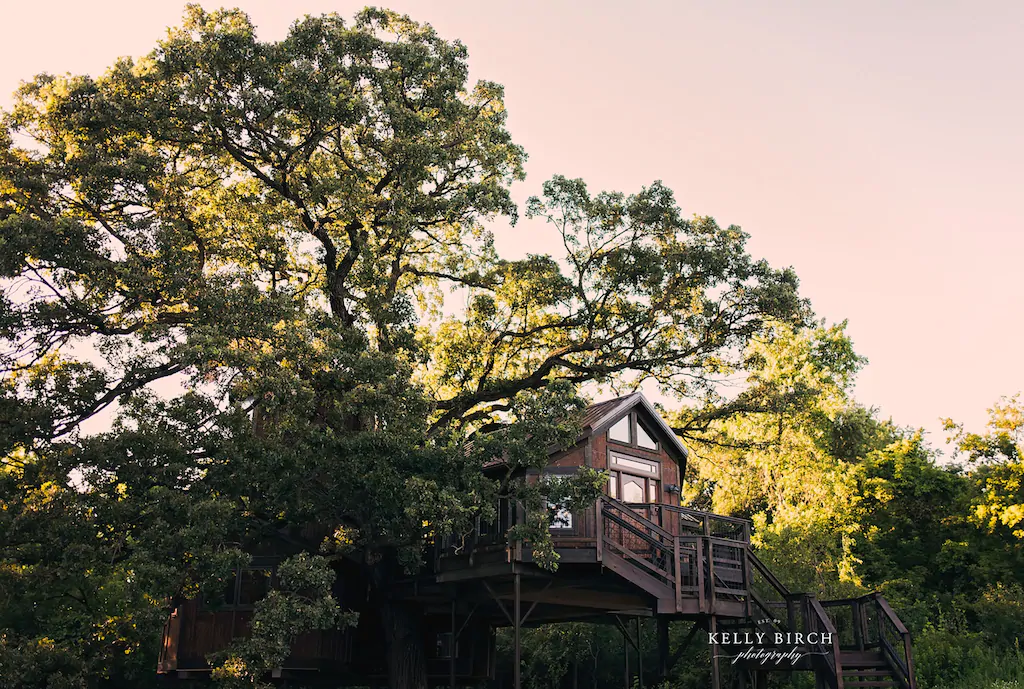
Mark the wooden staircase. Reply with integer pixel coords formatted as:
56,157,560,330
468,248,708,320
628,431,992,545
596,496,918,689
841,650,899,687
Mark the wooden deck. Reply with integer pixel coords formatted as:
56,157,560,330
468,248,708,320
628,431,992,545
434,496,917,689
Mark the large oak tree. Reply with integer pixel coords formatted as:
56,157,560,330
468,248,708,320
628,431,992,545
0,6,808,688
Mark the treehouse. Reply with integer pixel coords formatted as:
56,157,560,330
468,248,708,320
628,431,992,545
159,393,917,689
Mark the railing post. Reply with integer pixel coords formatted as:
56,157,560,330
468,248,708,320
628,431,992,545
673,536,682,613
874,594,883,648
706,539,716,614
862,599,873,648
904,633,917,689
852,600,864,650
595,498,604,562
785,594,798,635
697,538,706,613
742,547,752,618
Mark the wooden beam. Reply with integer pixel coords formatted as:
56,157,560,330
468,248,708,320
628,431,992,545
613,615,639,653
492,587,651,611
665,620,703,672
482,581,515,626
519,581,553,625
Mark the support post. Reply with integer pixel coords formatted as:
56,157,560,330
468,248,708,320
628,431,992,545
514,572,521,689
623,629,630,689
450,598,456,689
709,616,721,689
657,618,669,681
635,616,644,689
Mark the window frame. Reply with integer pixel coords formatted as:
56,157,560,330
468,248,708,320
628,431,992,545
203,559,278,612
605,412,661,452
436,632,459,659
540,468,578,533
606,451,662,505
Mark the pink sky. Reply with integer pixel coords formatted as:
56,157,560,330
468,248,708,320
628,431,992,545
2,1,1021,452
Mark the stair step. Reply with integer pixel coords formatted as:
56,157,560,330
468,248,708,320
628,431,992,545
844,682,896,687
840,650,886,659
842,659,890,668
843,669,893,676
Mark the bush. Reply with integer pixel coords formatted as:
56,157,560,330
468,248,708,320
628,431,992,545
914,625,1024,689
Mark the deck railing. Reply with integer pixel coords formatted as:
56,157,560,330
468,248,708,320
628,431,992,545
820,594,916,689
433,497,914,689
621,503,752,543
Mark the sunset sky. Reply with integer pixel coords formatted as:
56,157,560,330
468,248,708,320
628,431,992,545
3,1,1021,452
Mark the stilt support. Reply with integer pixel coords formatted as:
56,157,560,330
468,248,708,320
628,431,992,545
635,617,644,689
450,598,456,689
514,572,521,689
709,616,721,689
657,618,669,681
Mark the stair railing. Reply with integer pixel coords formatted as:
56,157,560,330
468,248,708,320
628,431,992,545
746,551,792,633
806,595,845,689
871,594,916,689
600,496,678,591
818,593,916,689
660,504,752,543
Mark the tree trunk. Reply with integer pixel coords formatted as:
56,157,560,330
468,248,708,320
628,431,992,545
380,599,429,689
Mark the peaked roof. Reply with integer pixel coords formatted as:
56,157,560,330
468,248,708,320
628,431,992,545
582,392,689,461
480,392,688,469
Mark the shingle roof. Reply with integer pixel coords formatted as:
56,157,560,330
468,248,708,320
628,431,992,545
580,393,639,431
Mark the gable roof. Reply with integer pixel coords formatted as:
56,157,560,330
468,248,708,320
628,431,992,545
582,392,689,462
480,392,688,469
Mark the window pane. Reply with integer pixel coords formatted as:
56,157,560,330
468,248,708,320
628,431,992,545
610,453,658,475
636,422,658,450
547,501,573,529
622,477,644,503
608,416,631,443
648,480,659,502
238,569,271,605
436,632,457,659
220,577,236,607
608,472,618,498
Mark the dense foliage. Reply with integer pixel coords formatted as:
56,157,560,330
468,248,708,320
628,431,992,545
506,326,1024,689
0,5,1019,689
0,6,813,689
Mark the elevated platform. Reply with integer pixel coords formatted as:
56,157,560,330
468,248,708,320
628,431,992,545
433,496,917,689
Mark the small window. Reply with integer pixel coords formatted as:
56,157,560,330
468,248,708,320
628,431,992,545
608,416,631,443
547,502,573,529
238,569,272,605
436,632,458,659
610,453,659,476
636,421,659,450
648,480,659,502
608,472,618,499
208,567,274,611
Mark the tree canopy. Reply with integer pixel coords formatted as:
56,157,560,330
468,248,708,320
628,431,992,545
0,6,810,688
6,6,1019,689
